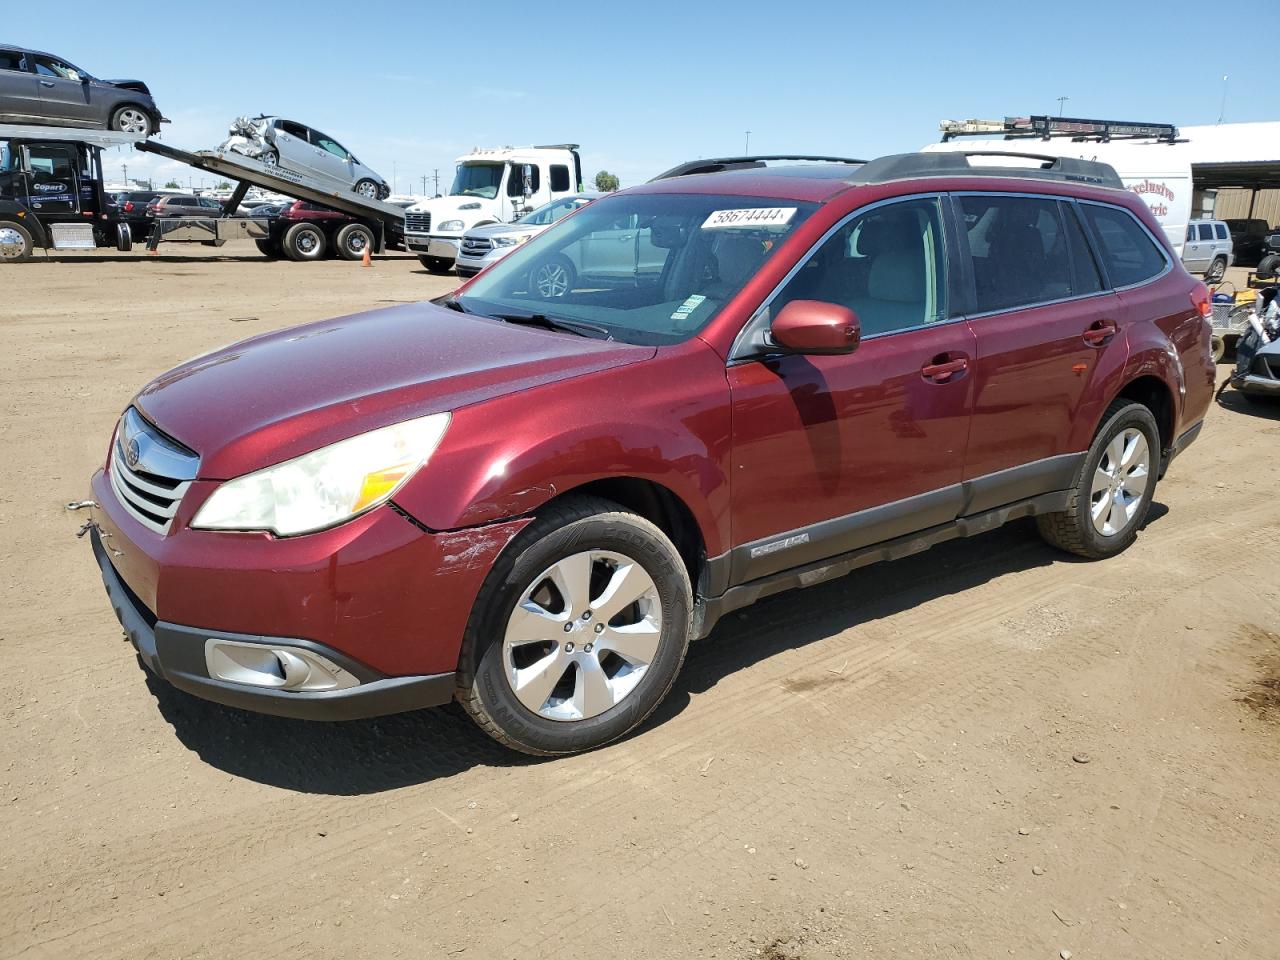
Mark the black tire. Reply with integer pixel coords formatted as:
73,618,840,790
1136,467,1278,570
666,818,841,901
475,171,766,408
528,254,577,299
116,222,132,252
335,223,375,261
418,255,453,274
282,222,327,262
1036,400,1161,559
1211,333,1226,364
0,219,33,263
1206,256,1227,283
109,105,152,137
457,496,693,756
353,179,381,200
1257,254,1280,280
255,238,282,259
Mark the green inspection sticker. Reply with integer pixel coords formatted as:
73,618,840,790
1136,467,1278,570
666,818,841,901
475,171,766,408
671,294,707,321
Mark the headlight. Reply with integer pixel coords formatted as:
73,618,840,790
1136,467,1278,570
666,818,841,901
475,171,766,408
192,413,450,536
438,220,464,232
493,234,531,247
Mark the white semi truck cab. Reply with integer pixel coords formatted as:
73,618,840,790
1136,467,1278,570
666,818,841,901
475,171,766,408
405,144,584,273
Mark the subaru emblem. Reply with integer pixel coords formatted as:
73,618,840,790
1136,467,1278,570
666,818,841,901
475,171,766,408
125,438,141,469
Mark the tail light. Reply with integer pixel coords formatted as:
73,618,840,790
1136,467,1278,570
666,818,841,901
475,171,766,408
1190,282,1212,319
123,201,135,212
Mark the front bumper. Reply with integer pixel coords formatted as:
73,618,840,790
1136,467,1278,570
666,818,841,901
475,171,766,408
87,465,531,718
92,529,455,720
406,235,460,260
456,246,515,277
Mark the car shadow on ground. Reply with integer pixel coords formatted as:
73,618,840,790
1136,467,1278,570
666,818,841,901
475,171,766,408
1216,388,1280,421
149,514,1166,795
32,253,269,265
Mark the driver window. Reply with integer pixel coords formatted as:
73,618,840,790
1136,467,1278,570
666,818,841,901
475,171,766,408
32,57,80,80
771,197,946,338
507,165,541,197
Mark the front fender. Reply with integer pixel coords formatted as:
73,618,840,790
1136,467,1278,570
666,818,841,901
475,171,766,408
392,345,734,557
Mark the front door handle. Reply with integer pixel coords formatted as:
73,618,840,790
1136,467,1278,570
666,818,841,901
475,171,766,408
921,355,969,383
40,80,55,87
1083,320,1117,346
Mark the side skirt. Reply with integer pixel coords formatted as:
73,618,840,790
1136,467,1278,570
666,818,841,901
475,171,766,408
693,489,1070,639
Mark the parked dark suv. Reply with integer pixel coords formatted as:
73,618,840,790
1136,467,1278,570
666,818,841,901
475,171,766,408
81,151,1214,755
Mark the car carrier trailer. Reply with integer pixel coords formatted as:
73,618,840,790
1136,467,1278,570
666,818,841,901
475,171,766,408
0,123,405,263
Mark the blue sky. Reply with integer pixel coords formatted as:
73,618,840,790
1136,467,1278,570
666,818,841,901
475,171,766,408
16,0,1260,192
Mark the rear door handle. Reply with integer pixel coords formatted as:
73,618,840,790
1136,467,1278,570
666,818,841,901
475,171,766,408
1083,320,1117,346
921,356,968,383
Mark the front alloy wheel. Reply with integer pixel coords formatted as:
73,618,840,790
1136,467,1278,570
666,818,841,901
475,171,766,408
112,107,152,136
458,496,692,755
504,550,663,721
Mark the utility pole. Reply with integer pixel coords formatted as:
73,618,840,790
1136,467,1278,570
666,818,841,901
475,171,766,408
744,130,751,154
121,162,128,186
1218,75,1228,124
433,168,440,196
420,175,427,196
1056,96,1069,117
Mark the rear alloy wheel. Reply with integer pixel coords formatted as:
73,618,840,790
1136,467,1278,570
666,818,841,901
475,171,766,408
458,497,692,755
110,106,152,137
335,223,375,261
0,220,34,263
1036,400,1160,559
282,222,327,262
530,254,576,299
354,179,380,200
1206,256,1227,283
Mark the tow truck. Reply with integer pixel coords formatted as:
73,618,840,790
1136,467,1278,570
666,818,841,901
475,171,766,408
0,123,406,263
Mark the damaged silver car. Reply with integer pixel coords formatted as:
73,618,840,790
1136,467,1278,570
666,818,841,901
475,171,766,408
220,116,389,200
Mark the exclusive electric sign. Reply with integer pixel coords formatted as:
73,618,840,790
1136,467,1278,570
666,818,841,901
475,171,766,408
1129,178,1176,220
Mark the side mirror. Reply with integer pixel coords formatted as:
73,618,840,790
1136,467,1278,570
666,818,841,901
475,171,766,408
770,300,860,355
521,163,533,199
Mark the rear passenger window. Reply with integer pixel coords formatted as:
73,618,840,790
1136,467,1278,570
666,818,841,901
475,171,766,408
1215,223,1229,240
549,164,571,192
957,195,1084,313
1197,223,1214,241
1082,204,1168,287
0,50,24,71
770,197,946,337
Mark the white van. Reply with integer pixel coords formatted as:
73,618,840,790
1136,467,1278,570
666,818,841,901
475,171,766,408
922,139,1193,257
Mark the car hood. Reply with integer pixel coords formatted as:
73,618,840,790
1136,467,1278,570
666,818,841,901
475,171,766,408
133,301,655,479
103,78,152,95
465,221,542,241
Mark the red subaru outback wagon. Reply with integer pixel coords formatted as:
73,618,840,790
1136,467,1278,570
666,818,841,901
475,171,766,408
83,151,1214,754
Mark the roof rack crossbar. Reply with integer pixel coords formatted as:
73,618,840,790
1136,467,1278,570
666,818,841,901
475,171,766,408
651,154,867,181
846,151,1124,189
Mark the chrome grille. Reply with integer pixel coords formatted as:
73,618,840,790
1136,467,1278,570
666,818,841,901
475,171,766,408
108,408,199,535
461,236,492,256
405,212,431,233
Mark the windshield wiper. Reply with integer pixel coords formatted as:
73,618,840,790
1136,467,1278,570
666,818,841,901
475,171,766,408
490,312,612,339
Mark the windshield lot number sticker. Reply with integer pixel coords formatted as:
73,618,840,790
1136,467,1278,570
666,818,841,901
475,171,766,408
702,207,796,229
671,294,707,321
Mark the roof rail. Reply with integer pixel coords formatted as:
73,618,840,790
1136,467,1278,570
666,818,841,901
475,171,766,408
847,151,1124,189
651,154,867,182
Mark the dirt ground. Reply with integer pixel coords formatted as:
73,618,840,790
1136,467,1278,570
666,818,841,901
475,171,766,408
2,249,1278,960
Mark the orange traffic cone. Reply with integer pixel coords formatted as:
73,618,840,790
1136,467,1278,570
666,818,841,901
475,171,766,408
361,245,372,267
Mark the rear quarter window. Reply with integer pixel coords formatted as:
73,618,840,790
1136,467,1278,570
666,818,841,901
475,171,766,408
1081,204,1168,287
1215,223,1229,240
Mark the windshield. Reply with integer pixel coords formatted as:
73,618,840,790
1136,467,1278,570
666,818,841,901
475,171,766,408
457,192,817,345
521,196,592,226
450,162,503,200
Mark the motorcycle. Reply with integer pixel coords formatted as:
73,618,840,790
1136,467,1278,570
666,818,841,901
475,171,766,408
1217,286,1280,404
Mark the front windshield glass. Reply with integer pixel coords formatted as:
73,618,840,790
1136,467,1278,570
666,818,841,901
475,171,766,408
457,192,817,345
451,162,503,200
521,196,592,226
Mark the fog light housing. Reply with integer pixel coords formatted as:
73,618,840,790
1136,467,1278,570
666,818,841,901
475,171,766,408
204,639,360,692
